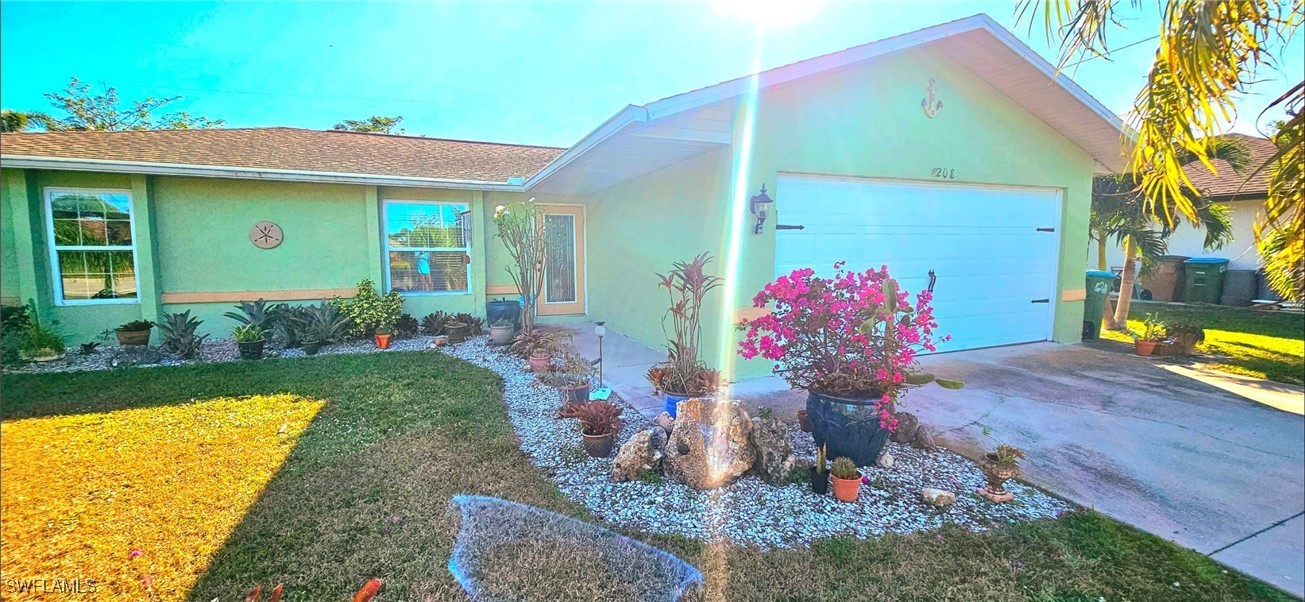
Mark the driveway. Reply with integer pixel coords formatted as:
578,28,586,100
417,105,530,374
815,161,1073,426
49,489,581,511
568,325,1305,597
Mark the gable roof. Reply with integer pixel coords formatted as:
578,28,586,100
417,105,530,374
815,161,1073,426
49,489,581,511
1183,133,1275,200
526,13,1127,194
0,127,563,189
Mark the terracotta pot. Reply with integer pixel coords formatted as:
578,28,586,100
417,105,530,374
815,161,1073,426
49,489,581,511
830,473,861,503
983,454,1020,496
797,410,812,433
374,333,392,349
528,353,551,372
1134,340,1158,356
116,328,151,346
581,431,616,457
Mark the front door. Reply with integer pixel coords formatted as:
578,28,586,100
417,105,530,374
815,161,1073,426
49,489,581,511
537,205,586,316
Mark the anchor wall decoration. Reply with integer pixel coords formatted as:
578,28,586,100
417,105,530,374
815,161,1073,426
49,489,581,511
921,78,943,118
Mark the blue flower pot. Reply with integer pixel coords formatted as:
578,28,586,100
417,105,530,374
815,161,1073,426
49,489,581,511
664,392,690,418
806,390,891,466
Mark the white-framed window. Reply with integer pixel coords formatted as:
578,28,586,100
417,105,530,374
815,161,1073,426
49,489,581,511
44,188,140,305
382,200,471,294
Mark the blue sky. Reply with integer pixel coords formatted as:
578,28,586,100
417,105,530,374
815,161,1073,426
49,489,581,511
2,1,1300,148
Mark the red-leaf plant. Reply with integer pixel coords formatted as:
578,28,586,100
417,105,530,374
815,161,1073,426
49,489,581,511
738,262,961,430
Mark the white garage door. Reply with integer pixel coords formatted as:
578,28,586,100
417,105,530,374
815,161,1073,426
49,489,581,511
775,175,1062,353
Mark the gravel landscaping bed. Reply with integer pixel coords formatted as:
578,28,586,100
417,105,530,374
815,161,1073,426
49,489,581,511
3,335,436,374
442,336,1073,548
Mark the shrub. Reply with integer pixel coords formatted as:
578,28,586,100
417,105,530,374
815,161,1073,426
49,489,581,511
829,457,859,480
508,329,569,358
566,401,623,436
116,319,155,332
232,324,265,343
335,280,403,337
158,311,209,359
1,304,32,363
224,299,275,332
394,313,420,338
18,306,66,358
270,304,312,348
452,312,484,335
421,311,452,335
301,302,352,343
649,253,724,396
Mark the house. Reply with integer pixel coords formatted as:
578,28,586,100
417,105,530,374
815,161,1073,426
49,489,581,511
1093,133,1277,273
0,14,1124,379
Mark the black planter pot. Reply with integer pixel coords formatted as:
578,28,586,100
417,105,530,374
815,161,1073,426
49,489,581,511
301,340,322,355
559,383,591,406
582,432,616,457
809,467,829,495
806,389,891,466
237,339,265,360
446,322,470,343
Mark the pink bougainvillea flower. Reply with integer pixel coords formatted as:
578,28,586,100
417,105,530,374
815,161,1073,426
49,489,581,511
129,549,143,560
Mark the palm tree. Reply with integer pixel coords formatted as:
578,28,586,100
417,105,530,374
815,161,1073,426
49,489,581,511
1,109,54,132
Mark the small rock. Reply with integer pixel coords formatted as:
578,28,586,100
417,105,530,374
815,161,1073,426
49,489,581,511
921,488,956,507
612,428,666,482
891,412,920,443
109,345,162,368
749,416,797,484
913,426,937,451
655,411,675,436
876,451,894,469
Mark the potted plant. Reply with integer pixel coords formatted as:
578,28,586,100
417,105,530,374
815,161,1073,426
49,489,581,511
1166,318,1205,355
978,444,1026,503
809,444,829,495
646,253,725,418
18,307,66,362
829,456,862,502
540,354,596,405
233,324,266,360
445,320,470,344
1132,313,1166,356
569,401,623,457
797,410,812,433
335,279,403,339
739,263,963,465
115,320,154,346
374,326,393,349
511,329,567,372
489,317,515,346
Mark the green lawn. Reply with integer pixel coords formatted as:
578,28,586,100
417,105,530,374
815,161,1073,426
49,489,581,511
1,352,1294,601
1100,303,1305,385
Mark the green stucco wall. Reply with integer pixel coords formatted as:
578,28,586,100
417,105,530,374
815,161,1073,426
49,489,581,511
579,46,1098,380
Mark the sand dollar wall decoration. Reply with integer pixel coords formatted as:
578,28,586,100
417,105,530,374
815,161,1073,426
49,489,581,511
250,221,283,249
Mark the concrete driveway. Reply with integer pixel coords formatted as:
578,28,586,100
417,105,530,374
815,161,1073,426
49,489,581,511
568,325,1305,596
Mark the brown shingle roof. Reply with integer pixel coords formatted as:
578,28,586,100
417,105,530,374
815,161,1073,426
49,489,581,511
1182,133,1276,200
0,127,564,182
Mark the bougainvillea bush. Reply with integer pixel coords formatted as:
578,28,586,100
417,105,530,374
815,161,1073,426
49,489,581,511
738,262,959,428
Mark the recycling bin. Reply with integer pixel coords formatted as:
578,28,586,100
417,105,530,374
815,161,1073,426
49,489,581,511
1181,258,1230,304
1083,270,1115,339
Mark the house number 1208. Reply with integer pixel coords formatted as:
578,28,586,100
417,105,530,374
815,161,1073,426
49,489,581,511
931,168,956,179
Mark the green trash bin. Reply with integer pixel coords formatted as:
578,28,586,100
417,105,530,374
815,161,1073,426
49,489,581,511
1084,270,1115,339
1181,258,1230,304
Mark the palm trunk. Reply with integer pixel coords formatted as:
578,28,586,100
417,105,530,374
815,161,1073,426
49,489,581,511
1095,233,1108,271
1110,237,1139,329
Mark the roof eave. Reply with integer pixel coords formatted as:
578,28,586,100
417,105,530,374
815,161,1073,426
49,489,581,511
0,155,526,191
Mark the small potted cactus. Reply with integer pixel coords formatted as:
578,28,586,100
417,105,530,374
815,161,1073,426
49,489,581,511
829,456,862,502
809,444,829,495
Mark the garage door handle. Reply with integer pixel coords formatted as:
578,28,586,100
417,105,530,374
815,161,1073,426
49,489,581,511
1031,298,1050,304
776,224,805,230
1036,227,1056,232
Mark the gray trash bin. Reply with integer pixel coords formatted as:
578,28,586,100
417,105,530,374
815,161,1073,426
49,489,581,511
1220,269,1256,306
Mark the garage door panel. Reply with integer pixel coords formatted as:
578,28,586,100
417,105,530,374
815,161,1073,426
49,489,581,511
776,175,1061,353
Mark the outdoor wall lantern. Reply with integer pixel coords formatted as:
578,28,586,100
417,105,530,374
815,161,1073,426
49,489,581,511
749,184,774,234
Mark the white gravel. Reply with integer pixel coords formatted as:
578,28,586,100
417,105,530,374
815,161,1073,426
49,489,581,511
3,335,436,374
442,337,1073,548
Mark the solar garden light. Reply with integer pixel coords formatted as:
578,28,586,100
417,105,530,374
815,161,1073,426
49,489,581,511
594,321,606,386
749,184,774,234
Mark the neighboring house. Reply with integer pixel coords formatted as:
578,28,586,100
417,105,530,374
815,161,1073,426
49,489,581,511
0,14,1123,379
1094,133,1276,272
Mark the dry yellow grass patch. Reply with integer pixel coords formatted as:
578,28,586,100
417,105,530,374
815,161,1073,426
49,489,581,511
0,394,323,601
